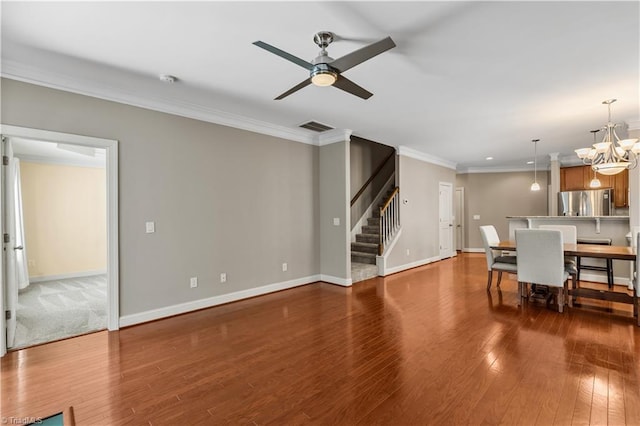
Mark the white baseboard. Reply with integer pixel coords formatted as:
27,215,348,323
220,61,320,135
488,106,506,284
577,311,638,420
29,269,107,283
463,248,484,253
381,255,442,276
119,274,321,328
579,272,631,287
320,274,353,287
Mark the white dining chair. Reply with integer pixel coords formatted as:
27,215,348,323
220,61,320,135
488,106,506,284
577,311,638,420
515,229,571,313
479,225,517,290
539,224,578,290
539,224,577,264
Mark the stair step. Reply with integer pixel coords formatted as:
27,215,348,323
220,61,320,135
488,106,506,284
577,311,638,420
356,233,379,244
351,262,379,283
351,251,377,265
351,242,378,254
367,217,380,226
362,225,379,234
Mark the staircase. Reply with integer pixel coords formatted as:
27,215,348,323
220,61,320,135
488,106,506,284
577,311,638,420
351,214,380,265
351,212,380,282
351,187,400,283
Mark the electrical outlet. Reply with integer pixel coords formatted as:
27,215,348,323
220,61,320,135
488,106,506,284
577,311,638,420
28,259,36,267
190,277,198,288
282,263,288,272
220,273,227,283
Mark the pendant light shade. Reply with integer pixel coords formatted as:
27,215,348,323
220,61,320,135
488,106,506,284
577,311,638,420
588,130,602,188
530,139,540,191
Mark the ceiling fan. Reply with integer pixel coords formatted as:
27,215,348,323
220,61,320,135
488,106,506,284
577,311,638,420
253,31,396,100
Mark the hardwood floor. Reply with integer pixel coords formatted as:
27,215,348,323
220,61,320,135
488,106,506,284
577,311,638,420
2,253,640,425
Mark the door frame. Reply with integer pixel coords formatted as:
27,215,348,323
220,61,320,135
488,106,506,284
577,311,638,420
454,187,465,251
0,125,119,357
438,181,454,259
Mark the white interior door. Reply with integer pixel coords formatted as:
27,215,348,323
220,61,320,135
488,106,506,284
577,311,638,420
439,182,454,259
2,137,18,349
454,187,464,251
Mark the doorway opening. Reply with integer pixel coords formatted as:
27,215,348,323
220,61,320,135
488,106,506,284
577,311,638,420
1,126,118,356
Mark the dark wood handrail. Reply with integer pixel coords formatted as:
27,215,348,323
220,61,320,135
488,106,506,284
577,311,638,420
350,151,395,206
379,187,399,213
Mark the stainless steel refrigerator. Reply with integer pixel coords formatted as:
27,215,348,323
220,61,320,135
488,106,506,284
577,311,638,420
558,189,613,216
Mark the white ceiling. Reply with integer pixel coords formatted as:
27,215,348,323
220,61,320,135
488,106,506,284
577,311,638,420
2,1,638,172
11,137,106,168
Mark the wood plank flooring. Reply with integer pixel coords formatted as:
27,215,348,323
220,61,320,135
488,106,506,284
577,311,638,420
2,253,640,425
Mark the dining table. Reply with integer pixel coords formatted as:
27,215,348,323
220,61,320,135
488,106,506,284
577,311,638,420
490,241,638,324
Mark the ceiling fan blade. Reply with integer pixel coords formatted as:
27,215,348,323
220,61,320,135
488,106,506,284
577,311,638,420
330,36,396,73
332,75,373,100
275,78,312,100
253,41,314,70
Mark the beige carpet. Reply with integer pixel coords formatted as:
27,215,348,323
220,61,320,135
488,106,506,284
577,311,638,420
12,274,107,349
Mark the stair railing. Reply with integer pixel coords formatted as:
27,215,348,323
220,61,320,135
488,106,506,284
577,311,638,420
379,187,400,255
350,151,395,207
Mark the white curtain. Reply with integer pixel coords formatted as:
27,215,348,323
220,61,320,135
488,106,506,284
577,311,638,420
13,158,30,290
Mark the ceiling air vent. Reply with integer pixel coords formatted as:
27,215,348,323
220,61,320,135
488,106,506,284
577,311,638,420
298,121,334,132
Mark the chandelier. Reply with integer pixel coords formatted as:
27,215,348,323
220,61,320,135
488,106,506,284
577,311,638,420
575,99,640,175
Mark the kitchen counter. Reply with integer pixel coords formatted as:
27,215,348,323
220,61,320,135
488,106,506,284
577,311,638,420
507,215,629,220
506,215,631,284
507,216,629,236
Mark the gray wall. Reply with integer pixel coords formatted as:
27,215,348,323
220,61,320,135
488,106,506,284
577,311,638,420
386,155,456,269
320,141,350,281
1,78,320,316
456,171,549,249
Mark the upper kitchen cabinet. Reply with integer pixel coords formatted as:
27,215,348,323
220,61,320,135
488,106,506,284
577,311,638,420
560,166,587,191
560,165,628,207
614,169,629,207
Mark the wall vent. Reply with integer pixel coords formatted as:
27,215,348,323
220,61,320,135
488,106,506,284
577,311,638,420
298,121,334,132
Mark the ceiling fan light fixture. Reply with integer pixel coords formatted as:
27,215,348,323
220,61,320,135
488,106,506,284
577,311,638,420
310,64,337,87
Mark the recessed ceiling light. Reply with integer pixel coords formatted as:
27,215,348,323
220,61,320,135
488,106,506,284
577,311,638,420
527,160,534,164
159,74,177,83
486,156,493,160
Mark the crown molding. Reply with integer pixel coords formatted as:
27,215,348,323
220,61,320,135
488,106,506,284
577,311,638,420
1,60,316,145
558,155,584,167
316,128,352,146
397,145,456,170
456,166,539,174
627,119,640,131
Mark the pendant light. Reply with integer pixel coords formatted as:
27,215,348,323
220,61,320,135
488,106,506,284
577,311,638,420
588,129,602,188
530,139,541,191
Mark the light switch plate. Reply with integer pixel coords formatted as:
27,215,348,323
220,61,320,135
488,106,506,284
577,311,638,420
145,221,155,233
